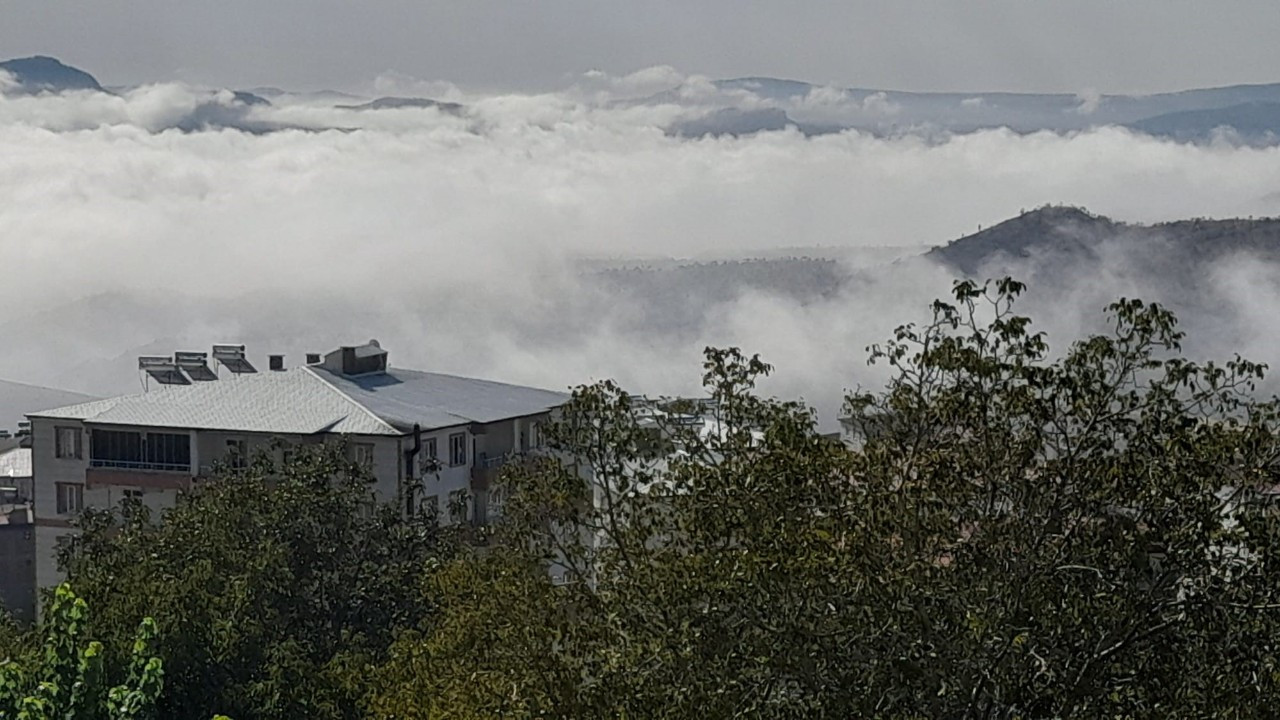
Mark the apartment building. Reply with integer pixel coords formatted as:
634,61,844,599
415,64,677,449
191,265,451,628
27,340,567,595
0,444,35,623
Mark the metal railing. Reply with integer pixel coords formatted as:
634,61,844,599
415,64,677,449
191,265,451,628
475,452,511,470
89,459,191,473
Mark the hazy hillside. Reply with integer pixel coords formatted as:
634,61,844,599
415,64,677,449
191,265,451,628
336,96,464,113
928,206,1280,276
654,76,1280,140
0,379,95,432
0,56,104,93
1127,102,1280,144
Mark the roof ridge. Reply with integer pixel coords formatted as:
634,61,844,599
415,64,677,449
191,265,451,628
302,367,401,435
389,367,565,395
26,395,123,421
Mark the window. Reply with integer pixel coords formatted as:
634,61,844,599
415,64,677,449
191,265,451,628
91,429,142,467
448,432,467,467
55,426,82,459
226,439,247,470
55,483,83,515
419,438,440,476
90,430,189,471
530,421,545,449
123,488,144,501
422,494,439,521
354,443,375,470
488,486,506,521
144,432,190,470
448,489,468,524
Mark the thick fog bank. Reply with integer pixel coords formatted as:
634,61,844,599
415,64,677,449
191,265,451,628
3,79,1280,425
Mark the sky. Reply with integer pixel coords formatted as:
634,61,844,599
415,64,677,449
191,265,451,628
4,2,1280,427
2,1,1280,93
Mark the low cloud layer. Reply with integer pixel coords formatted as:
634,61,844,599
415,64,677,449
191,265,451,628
3,73,1280,426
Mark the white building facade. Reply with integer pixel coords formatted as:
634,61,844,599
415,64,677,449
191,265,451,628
28,341,565,599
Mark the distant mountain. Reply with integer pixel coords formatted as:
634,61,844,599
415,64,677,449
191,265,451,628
231,90,272,107
0,56,103,94
246,87,367,104
669,108,794,138
0,379,95,432
646,76,1280,140
1127,102,1280,144
927,205,1280,281
336,96,463,113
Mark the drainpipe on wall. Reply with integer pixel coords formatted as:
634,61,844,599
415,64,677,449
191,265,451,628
403,424,422,516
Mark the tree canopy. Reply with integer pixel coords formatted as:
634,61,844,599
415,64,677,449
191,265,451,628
13,279,1280,718
375,279,1280,718
58,442,452,720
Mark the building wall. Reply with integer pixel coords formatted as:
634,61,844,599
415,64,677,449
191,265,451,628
31,417,87,595
0,519,35,624
28,411,553,613
416,426,474,523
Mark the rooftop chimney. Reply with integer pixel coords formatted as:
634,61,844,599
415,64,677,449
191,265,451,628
269,355,285,371
320,339,388,376
306,353,321,365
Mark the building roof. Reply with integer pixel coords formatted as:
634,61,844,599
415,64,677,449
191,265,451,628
0,448,31,479
310,367,570,432
29,365,568,436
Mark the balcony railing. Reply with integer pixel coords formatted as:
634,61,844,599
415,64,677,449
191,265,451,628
475,452,511,470
89,459,191,473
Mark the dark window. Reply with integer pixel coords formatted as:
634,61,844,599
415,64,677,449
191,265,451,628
55,483,83,515
144,433,190,469
91,430,142,467
448,433,466,467
55,426,82,459
90,430,189,471
226,439,247,470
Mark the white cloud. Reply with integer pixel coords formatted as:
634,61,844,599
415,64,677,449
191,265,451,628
1074,88,1102,115
371,71,463,102
2,84,1280,426
0,70,18,95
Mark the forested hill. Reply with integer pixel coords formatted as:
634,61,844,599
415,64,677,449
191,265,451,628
927,206,1280,277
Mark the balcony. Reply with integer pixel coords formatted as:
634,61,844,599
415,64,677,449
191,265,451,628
86,465,192,491
90,459,190,473
470,452,519,488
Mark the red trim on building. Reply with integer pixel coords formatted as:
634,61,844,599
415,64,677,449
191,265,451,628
34,518,75,529
85,468,191,491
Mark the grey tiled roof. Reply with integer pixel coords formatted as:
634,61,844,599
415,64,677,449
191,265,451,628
0,448,31,479
29,366,568,436
310,367,570,432
29,369,399,435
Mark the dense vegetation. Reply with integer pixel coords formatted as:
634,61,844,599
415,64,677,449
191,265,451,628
5,279,1280,718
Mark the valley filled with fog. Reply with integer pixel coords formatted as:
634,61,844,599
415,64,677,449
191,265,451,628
5,65,1280,425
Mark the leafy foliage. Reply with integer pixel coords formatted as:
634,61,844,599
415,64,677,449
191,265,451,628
0,584,163,720
375,279,1280,718
60,442,451,720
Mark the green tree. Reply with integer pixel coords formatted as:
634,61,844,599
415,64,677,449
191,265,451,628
0,584,163,720
375,279,1280,718
61,441,452,720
